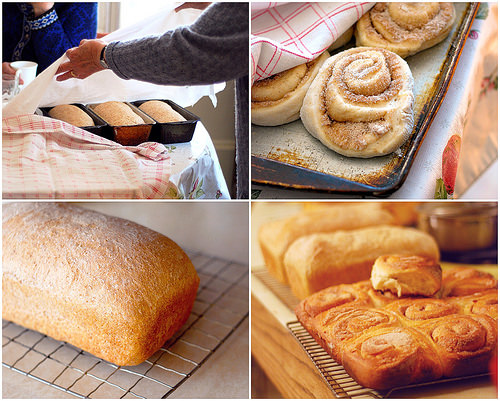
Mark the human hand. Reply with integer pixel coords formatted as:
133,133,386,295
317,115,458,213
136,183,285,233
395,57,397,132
2,62,24,84
175,2,211,12
30,2,54,17
56,39,107,81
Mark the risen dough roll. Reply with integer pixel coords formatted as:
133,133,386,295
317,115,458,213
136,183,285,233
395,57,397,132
93,101,144,126
139,100,186,123
300,47,414,158
48,104,94,127
355,3,456,58
251,51,329,126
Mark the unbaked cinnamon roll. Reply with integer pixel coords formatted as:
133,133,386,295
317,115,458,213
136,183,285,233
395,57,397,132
355,3,456,58
251,51,329,126
300,47,414,158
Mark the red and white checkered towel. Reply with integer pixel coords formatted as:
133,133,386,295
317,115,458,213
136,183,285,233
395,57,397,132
3,114,172,199
251,2,373,83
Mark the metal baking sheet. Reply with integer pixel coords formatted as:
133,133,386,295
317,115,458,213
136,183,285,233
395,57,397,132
251,3,479,196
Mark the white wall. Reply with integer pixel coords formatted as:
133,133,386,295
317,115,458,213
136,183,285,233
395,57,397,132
76,202,248,264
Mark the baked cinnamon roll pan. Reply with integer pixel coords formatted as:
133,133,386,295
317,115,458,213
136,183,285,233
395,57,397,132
251,3,479,196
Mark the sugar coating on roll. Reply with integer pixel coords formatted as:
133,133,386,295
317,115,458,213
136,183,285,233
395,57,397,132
251,51,329,126
355,2,456,58
300,47,414,158
371,254,442,297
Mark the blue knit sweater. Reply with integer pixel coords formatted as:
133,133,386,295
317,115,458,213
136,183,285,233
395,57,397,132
3,3,97,72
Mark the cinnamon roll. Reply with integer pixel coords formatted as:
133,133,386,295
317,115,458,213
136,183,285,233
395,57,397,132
341,326,443,389
441,267,498,297
296,281,373,320
384,298,460,323
448,290,498,320
416,314,498,377
371,255,442,297
251,51,329,126
355,3,456,58
312,306,400,361
300,47,414,158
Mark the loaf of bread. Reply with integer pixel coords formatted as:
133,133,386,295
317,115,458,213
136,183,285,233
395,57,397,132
258,204,395,284
2,203,199,366
296,267,497,390
139,100,186,123
302,202,420,226
92,101,144,126
48,104,95,127
284,225,440,299
371,254,442,297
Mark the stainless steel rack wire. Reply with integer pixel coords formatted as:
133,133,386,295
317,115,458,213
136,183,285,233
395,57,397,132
3,251,249,399
254,267,491,399
252,268,298,310
287,321,383,399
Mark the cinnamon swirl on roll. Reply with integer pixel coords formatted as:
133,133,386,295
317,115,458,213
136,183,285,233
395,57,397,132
355,3,456,58
415,314,497,378
300,47,414,158
251,51,329,126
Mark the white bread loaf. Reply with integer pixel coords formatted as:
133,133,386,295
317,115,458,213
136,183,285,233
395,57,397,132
2,203,199,366
48,104,95,127
258,204,395,284
284,225,440,299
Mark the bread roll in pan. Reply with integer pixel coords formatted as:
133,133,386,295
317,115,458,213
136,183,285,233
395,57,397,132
39,104,109,139
86,102,155,146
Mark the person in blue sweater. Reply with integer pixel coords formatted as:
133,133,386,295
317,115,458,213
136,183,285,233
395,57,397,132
2,2,97,77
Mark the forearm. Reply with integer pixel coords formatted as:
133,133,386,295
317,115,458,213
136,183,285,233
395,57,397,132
106,3,248,86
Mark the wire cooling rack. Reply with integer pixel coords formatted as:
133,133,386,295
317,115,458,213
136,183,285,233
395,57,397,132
3,251,249,399
254,267,491,399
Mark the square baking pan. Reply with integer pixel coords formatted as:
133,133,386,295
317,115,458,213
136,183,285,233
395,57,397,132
85,102,155,146
39,104,109,139
251,3,480,196
132,99,199,144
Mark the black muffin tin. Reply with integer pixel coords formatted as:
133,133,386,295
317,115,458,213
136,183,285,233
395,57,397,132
132,99,199,144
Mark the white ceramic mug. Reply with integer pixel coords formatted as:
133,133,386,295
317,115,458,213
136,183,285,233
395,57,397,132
11,61,38,88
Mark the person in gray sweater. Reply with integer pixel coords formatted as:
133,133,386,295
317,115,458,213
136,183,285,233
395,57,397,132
56,2,249,199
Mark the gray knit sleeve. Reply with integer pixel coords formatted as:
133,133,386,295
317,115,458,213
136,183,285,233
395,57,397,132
105,2,248,86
